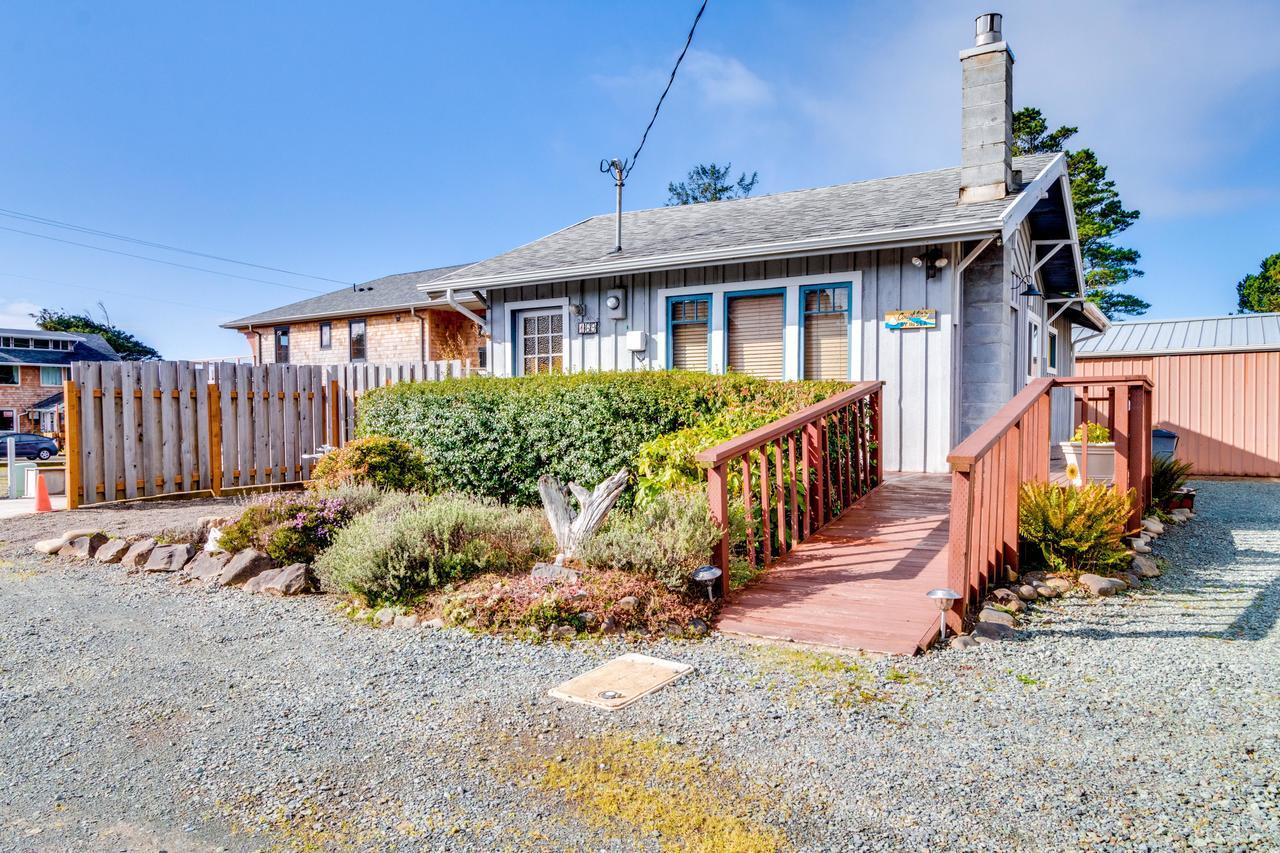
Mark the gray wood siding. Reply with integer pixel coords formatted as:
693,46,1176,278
488,247,956,473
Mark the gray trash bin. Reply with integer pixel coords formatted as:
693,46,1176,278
1152,429,1178,460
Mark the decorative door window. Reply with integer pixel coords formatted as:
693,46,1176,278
518,309,564,375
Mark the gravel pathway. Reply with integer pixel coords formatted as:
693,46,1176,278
1,479,1277,851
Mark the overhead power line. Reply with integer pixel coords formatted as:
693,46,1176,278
0,206,351,286
0,223,326,293
0,271,234,316
623,0,709,180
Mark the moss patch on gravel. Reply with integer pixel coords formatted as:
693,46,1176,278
744,645,896,708
511,732,789,852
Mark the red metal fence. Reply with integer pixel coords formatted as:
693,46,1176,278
944,375,1153,631
697,381,884,598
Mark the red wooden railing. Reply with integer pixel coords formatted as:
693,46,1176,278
944,375,1153,632
697,382,884,599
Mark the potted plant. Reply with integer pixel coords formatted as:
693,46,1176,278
1151,454,1195,510
1059,422,1115,484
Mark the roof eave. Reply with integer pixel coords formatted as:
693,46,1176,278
1077,343,1280,358
220,295,485,330
429,218,1006,292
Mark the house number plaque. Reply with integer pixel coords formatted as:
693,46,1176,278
577,320,599,335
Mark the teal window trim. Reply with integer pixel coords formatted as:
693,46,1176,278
665,294,711,370
723,287,787,377
799,282,854,380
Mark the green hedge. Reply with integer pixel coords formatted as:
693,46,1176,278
357,371,849,506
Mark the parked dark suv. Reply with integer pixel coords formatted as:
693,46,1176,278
0,432,59,460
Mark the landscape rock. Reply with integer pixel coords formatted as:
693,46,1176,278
600,616,621,634
1016,584,1040,601
423,617,445,629
531,562,580,583
616,595,640,612
184,551,230,583
241,568,280,594
1142,517,1165,535
1079,573,1125,596
143,544,194,573
120,538,157,569
972,622,1015,643
393,614,420,629
218,549,273,586
949,634,978,650
37,528,101,555
1171,508,1192,522
1129,539,1152,554
260,563,309,596
375,608,397,628
1035,584,1058,598
1044,577,1074,593
688,617,710,636
94,538,130,564
992,596,1025,614
1120,571,1142,589
979,607,1017,627
663,621,684,637
992,588,1020,603
58,533,109,559
1133,555,1162,578
550,624,575,640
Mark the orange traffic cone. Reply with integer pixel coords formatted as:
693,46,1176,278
34,473,53,513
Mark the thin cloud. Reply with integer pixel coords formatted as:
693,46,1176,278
0,299,41,329
683,50,773,108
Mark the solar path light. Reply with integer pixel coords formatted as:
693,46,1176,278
692,565,723,602
926,587,963,643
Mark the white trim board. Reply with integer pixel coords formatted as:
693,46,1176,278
502,297,571,377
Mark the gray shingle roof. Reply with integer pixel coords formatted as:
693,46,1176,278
0,330,120,367
1075,313,1280,357
433,153,1062,289
222,264,475,328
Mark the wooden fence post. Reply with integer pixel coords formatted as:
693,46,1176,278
208,380,223,497
64,379,81,510
329,378,341,447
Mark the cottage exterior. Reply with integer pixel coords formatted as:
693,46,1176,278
424,15,1107,473
0,328,119,434
1076,312,1280,476
222,265,487,369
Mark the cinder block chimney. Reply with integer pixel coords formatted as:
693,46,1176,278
959,12,1014,203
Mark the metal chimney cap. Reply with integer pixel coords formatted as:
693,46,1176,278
975,12,1002,46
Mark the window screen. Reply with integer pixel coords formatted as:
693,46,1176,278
727,292,784,380
802,285,850,380
668,297,709,371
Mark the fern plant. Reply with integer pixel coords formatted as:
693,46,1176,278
1151,454,1194,507
1018,482,1133,575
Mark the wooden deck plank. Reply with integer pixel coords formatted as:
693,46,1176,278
717,472,951,655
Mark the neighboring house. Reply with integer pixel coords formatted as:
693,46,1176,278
1076,312,1280,477
221,265,487,370
424,13,1108,473
0,327,120,434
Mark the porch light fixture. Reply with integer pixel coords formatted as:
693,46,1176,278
1013,272,1043,299
911,248,949,279
692,565,722,601
926,587,963,643
570,302,586,317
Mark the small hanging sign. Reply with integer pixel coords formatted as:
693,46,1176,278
884,309,937,330
577,320,600,335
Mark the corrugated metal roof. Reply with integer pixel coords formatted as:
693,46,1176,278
1075,313,1280,357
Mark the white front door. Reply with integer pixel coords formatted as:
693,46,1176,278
516,308,566,376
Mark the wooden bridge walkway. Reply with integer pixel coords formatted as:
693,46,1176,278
717,473,952,655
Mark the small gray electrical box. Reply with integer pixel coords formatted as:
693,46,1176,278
604,288,627,320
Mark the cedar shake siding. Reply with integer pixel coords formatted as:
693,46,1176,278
0,366,70,431
241,308,484,367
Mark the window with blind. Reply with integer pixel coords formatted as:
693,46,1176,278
802,284,851,380
518,309,564,375
726,291,784,380
667,296,710,371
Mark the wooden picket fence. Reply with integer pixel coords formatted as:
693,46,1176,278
65,359,472,507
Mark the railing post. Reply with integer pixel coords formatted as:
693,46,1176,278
872,386,883,487
707,462,731,601
1003,426,1020,580
946,467,973,634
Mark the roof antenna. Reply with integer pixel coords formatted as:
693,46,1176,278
598,0,709,255
600,158,626,254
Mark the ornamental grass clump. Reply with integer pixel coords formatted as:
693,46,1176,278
313,492,554,607
1017,482,1134,576
576,490,723,592
1151,454,1194,507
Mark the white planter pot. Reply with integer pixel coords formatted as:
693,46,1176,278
1059,441,1115,483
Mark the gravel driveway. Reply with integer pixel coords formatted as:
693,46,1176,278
2,479,1277,851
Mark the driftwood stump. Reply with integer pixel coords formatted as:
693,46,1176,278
537,468,629,562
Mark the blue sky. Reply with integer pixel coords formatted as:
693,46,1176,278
0,0,1276,359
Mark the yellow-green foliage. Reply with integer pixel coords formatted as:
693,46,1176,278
1018,482,1133,575
745,645,890,708
1070,421,1111,443
530,734,788,852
